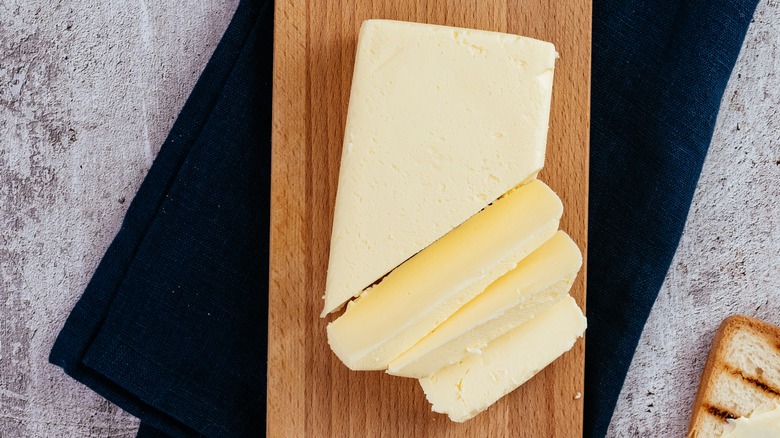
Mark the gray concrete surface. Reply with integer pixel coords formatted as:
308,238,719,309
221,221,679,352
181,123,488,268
0,0,777,436
1,1,237,436
607,0,780,436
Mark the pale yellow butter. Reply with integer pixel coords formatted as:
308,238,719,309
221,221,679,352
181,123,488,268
327,180,562,370
419,296,586,422
323,19,557,315
388,230,582,378
722,402,780,438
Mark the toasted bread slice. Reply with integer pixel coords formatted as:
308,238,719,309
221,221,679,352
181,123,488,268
688,315,780,437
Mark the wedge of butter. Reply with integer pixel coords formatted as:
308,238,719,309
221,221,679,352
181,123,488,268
388,230,581,378
323,19,557,315
327,180,562,370
420,295,586,422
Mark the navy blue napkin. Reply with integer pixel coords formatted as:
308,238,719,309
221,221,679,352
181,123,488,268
49,0,272,436
586,0,759,436
48,0,759,436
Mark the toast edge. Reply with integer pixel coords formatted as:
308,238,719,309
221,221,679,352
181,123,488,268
687,315,780,437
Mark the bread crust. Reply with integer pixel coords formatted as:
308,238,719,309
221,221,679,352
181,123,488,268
687,315,780,437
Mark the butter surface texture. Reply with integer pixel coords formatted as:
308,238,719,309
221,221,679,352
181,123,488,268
323,19,557,315
419,296,586,422
388,230,581,378
327,180,562,370
722,402,780,438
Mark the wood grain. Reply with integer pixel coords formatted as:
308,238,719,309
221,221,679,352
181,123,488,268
269,1,590,436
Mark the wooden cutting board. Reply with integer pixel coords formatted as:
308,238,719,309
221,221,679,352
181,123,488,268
269,1,590,436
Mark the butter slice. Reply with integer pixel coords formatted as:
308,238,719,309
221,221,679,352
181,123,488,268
327,180,562,370
323,19,557,315
723,402,780,438
420,296,586,422
388,231,581,378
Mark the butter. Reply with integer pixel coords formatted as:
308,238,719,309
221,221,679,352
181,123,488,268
388,230,581,378
327,180,562,370
419,296,586,422
323,19,557,315
722,402,780,438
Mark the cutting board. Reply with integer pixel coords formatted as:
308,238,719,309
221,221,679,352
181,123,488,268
268,1,590,436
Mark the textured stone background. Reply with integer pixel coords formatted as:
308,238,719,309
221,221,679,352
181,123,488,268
0,0,777,436
607,0,780,435
1,1,237,435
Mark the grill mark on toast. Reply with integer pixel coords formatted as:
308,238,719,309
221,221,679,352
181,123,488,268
704,404,737,421
740,374,780,396
725,365,780,397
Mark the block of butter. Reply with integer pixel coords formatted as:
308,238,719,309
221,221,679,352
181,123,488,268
323,19,558,315
327,180,562,370
388,230,582,378
419,295,586,422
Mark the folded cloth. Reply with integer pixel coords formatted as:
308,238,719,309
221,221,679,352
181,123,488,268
49,0,761,436
49,0,273,436
586,0,759,436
